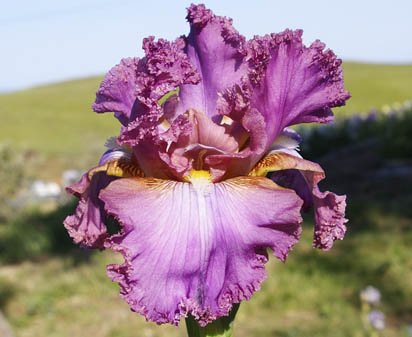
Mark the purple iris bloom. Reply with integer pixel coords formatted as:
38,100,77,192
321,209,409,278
64,4,349,327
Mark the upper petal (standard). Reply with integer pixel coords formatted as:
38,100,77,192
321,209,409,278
248,30,350,145
93,58,140,126
176,4,248,119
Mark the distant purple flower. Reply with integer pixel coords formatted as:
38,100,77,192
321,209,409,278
360,286,381,305
366,109,378,122
64,4,349,326
368,310,385,330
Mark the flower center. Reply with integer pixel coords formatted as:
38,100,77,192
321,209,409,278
183,169,212,190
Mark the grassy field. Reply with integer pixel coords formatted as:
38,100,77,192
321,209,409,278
0,77,111,155
0,62,412,337
0,77,113,178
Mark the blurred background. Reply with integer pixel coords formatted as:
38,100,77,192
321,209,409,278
0,1,411,336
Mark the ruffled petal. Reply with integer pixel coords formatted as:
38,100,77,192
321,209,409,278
250,151,347,250
248,30,350,143
99,176,303,326
93,58,140,126
64,172,113,248
311,184,347,250
114,38,202,179
95,36,200,131
116,38,202,177
176,4,248,118
135,36,200,105
64,149,143,248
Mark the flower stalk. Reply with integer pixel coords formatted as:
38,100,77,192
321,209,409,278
186,304,240,337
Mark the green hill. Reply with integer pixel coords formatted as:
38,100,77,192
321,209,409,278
340,62,412,114
0,62,411,158
0,76,113,157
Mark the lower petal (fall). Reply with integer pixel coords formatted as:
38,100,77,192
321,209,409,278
250,151,347,250
64,172,114,248
64,150,143,248
99,176,303,326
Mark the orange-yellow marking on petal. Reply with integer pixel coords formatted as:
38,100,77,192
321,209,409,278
88,159,145,180
248,152,324,177
184,169,211,182
183,170,212,190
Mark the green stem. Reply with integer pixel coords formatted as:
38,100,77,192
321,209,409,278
185,304,240,337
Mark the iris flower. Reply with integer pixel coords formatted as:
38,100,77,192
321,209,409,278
64,3,349,331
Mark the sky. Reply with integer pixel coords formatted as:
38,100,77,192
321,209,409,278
1,0,412,92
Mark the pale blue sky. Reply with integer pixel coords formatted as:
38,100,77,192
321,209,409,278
1,0,411,92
